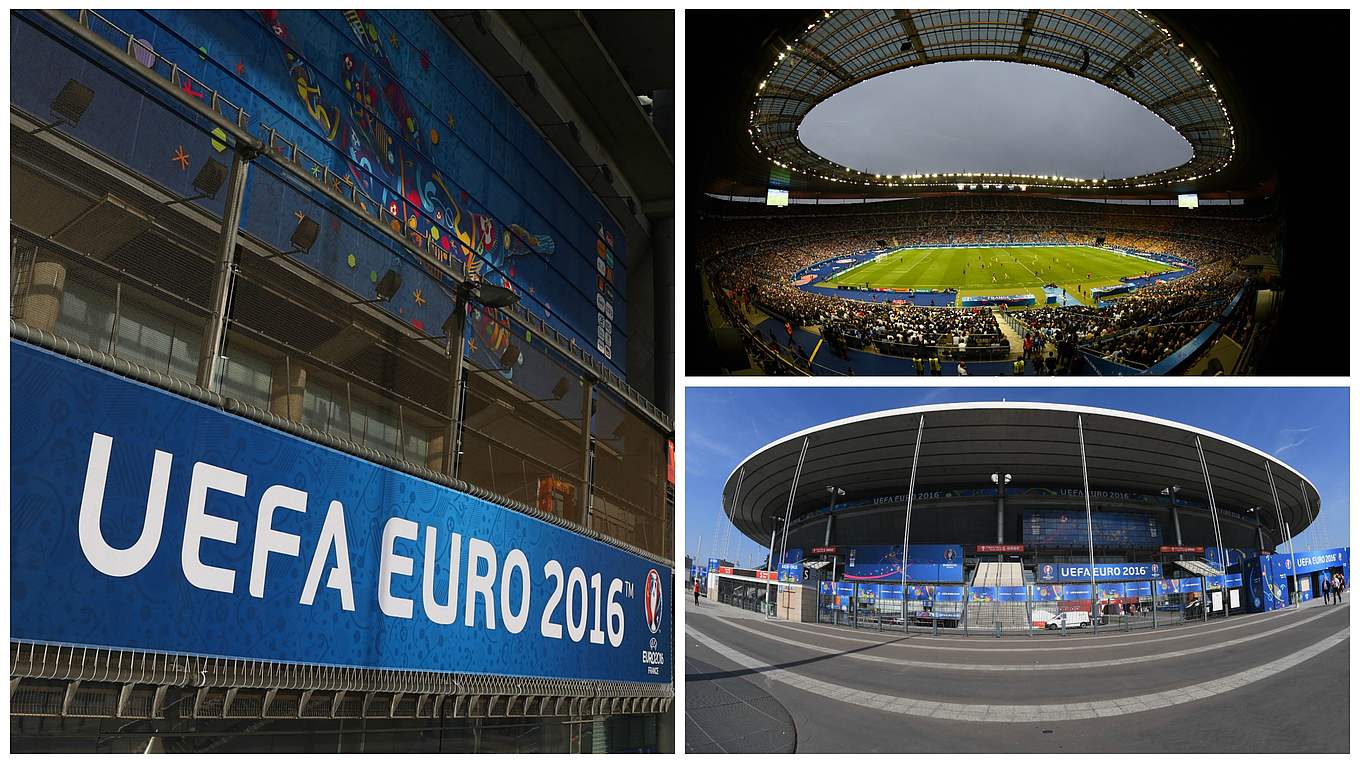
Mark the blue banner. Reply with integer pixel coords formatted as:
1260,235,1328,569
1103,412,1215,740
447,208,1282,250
778,562,804,584
10,342,669,684
844,544,963,582
1035,562,1162,582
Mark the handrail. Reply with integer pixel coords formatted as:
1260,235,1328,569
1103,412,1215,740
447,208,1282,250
10,322,672,569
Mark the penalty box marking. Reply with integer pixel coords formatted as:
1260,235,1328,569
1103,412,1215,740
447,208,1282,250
686,626,1348,723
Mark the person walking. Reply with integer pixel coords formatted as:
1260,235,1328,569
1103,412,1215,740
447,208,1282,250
1333,572,1345,604
693,577,702,606
1320,577,1330,605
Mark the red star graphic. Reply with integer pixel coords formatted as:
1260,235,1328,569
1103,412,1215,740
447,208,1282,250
172,146,190,170
181,78,204,99
234,61,245,75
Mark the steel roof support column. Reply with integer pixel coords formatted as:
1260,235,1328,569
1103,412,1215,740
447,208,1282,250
900,416,925,624
195,147,254,391
1264,461,1287,547
1297,479,1319,553
778,438,811,569
1284,522,1300,609
724,467,746,562
1194,437,1228,617
1076,415,1098,635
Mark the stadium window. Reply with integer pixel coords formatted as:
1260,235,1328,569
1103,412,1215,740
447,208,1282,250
217,343,275,411
302,380,346,438
56,279,115,354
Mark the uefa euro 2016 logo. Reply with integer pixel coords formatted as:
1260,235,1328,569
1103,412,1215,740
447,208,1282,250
1040,564,1055,581
644,568,663,635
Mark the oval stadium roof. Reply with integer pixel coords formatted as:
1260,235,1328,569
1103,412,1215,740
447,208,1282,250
749,9,1234,191
721,402,1319,545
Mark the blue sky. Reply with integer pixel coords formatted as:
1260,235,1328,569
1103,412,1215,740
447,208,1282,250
685,387,1348,568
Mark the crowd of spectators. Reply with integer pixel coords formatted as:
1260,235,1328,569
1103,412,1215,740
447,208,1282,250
698,195,1272,373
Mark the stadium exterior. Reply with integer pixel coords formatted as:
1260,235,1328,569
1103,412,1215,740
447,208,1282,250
10,9,673,753
714,403,1340,627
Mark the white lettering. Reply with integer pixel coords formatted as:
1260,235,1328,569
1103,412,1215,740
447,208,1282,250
379,517,417,619
78,433,170,578
500,549,530,634
250,485,306,598
300,500,355,611
465,538,497,630
422,526,462,625
182,462,245,593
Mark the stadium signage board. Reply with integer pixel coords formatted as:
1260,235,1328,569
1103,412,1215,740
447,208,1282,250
1159,545,1205,553
1036,563,1162,582
975,544,1025,553
10,342,670,684
810,546,841,555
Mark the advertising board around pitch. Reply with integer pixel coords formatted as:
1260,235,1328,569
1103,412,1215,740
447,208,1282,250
9,341,670,684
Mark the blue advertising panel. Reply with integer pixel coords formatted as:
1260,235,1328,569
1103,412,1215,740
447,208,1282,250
969,587,995,602
844,544,963,582
15,11,627,376
782,547,805,564
1024,510,1161,548
1032,584,1063,601
1097,583,1127,598
935,587,965,603
1063,585,1093,600
997,586,1028,602
10,342,669,684
1125,581,1152,597
1035,562,1162,583
778,562,804,584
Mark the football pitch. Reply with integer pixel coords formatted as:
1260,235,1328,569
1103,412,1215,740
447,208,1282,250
817,246,1178,306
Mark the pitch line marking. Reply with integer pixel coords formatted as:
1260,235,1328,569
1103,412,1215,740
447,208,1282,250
700,604,1345,671
746,602,1337,652
686,627,1348,723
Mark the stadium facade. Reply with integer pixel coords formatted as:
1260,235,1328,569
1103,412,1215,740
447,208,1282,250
711,403,1343,628
10,9,673,752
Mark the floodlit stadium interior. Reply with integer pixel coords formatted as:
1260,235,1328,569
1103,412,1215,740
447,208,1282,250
690,10,1348,376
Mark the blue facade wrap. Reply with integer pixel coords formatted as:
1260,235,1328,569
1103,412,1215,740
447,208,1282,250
10,341,669,683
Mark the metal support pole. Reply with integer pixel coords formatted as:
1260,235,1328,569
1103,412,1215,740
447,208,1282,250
823,513,835,547
196,148,253,390
578,378,595,528
1297,479,1319,553
1264,461,1288,552
900,416,925,625
1194,437,1228,618
778,437,811,576
444,285,470,477
1076,416,1098,635
996,482,1005,544
766,524,778,616
1169,487,1183,545
721,467,746,562
1285,522,1300,609
1151,576,1158,629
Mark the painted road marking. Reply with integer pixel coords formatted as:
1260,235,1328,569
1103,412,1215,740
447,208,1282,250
687,627,1348,723
700,603,1345,671
707,601,1338,653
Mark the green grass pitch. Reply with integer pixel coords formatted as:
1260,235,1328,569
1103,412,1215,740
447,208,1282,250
816,246,1179,306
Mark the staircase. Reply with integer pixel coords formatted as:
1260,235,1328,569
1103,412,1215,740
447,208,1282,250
995,315,1026,360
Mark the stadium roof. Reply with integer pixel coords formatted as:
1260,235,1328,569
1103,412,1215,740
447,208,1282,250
693,10,1310,200
749,10,1232,192
721,402,1320,546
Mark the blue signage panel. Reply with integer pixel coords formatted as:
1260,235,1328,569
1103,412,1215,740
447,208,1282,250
844,544,963,582
777,562,804,584
1036,563,1162,583
10,342,669,684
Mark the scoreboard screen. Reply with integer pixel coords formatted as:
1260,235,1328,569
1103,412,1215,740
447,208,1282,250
1178,193,1199,209
766,187,790,207
1024,510,1161,548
